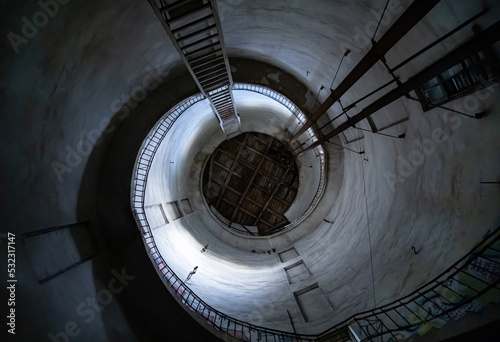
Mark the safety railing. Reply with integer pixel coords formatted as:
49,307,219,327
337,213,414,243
131,87,500,342
131,88,319,341
317,226,500,342
228,83,327,237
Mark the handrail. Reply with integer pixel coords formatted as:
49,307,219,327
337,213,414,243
130,87,319,341
131,87,500,342
317,226,500,341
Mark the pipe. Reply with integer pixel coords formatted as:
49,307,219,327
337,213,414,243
289,0,442,145
298,20,500,156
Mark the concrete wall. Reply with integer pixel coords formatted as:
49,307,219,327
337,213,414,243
1,0,499,340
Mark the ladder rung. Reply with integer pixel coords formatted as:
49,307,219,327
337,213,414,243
198,68,226,82
198,70,226,83
185,41,221,58
214,98,232,106
210,93,230,101
215,107,232,115
193,61,226,77
223,114,238,121
214,99,233,107
217,105,234,113
206,82,229,91
212,94,231,103
176,23,217,42
160,0,193,13
194,65,225,79
171,13,213,34
194,61,225,76
190,53,223,67
167,3,211,24
217,107,233,114
206,83,227,92
201,75,228,88
220,113,236,119
181,33,219,51
200,73,227,85
216,107,234,115
212,97,231,106
210,89,230,99
224,118,239,124
208,87,229,96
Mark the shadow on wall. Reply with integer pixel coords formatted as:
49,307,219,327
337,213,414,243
74,66,223,341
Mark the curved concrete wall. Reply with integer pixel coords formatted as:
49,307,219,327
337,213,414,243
2,0,500,340
140,87,341,333
138,0,500,335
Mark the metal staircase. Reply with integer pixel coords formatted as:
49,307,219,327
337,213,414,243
148,0,241,136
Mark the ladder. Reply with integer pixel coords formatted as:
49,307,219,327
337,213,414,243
147,0,241,136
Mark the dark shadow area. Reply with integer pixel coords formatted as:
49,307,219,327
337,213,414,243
76,64,222,341
441,318,500,342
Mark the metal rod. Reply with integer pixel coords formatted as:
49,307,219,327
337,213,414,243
319,78,397,132
390,8,489,72
287,310,298,335
298,20,500,155
354,126,405,139
324,140,364,155
372,0,391,41
289,0,442,144
329,50,351,91
407,95,479,118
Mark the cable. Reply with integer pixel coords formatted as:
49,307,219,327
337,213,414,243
372,0,391,42
329,50,351,91
360,139,377,307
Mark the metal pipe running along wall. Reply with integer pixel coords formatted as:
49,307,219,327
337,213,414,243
289,0,442,145
298,19,500,156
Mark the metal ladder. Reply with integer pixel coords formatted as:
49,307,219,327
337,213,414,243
148,0,241,136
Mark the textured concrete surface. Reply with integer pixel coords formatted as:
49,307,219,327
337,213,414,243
1,0,499,340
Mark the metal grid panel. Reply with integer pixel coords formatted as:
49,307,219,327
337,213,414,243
204,132,299,236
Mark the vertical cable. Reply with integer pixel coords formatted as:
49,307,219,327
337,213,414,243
360,139,377,307
372,0,391,41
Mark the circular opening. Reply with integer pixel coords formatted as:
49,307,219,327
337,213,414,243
202,132,299,236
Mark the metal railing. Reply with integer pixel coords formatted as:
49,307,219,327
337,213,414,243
317,226,500,342
131,88,500,342
221,83,327,237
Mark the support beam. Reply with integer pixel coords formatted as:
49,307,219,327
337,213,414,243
298,20,500,156
289,0,442,144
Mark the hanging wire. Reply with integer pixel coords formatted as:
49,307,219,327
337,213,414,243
354,126,406,139
330,50,351,91
312,86,325,112
326,140,364,155
359,138,377,307
372,0,391,42
406,94,483,119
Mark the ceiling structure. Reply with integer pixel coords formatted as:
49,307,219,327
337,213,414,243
203,132,299,236
2,0,500,341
